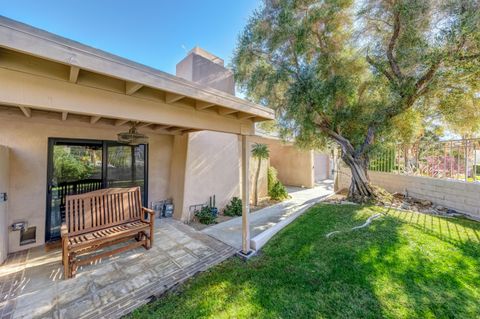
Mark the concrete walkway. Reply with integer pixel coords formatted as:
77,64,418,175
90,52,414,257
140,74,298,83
202,180,334,250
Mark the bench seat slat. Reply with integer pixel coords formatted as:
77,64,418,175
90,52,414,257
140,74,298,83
68,220,149,250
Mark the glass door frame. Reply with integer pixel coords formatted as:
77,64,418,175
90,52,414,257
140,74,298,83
45,137,149,242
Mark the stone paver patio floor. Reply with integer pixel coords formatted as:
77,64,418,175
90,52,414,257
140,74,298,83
0,219,236,319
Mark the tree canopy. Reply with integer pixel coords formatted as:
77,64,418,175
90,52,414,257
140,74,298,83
233,0,480,200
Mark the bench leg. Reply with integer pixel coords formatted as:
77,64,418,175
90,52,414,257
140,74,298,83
62,238,71,279
139,231,149,250
70,253,77,278
135,233,141,242
149,220,154,248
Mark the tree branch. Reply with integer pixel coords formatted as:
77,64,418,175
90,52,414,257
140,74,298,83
357,126,375,155
366,54,396,85
414,61,441,95
314,115,355,154
387,11,403,80
457,53,480,61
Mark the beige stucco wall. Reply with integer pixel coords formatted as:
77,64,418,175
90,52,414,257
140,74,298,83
0,116,173,252
337,165,480,219
175,132,269,221
250,136,315,188
271,144,314,188
169,135,189,220
0,145,9,263
314,152,330,181
181,131,241,220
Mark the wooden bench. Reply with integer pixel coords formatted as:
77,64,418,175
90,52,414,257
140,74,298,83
61,186,154,279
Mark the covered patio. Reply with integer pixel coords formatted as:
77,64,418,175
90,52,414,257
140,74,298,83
0,16,274,318
0,219,236,319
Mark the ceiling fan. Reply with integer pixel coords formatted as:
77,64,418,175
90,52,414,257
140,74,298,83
117,122,149,146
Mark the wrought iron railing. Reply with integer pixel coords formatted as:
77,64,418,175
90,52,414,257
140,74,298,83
369,138,480,182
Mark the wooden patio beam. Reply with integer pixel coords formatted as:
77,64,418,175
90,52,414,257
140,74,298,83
114,119,129,126
19,106,31,118
125,81,143,95
195,101,216,110
166,126,186,134
137,122,152,128
165,92,185,104
69,66,80,83
90,116,101,124
153,124,172,131
237,113,255,120
61,112,68,121
218,108,238,116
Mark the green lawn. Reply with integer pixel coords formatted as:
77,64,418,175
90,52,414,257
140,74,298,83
128,204,480,319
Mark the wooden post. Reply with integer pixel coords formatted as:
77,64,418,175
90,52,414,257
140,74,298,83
241,134,251,254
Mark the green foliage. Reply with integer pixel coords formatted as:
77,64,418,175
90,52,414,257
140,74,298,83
128,204,480,318
53,147,94,183
233,0,480,161
436,79,480,137
252,143,270,205
269,181,289,201
267,167,288,200
195,206,217,225
223,197,242,217
267,166,278,193
251,143,269,159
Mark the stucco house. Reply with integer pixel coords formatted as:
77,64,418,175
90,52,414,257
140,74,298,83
0,15,280,261
0,16,332,265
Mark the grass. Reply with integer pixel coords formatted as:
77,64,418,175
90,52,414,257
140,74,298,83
127,204,480,319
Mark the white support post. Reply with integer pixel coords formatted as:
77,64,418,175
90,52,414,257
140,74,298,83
241,134,251,254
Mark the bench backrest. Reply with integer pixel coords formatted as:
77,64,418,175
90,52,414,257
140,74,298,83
65,187,143,236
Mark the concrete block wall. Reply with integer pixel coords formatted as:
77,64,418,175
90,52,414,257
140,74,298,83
338,165,480,218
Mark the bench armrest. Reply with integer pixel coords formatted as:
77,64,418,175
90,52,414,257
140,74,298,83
61,223,68,238
142,207,155,223
142,207,155,215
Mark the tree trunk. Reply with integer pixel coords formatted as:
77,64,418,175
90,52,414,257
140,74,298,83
254,157,261,206
342,150,376,202
317,123,377,202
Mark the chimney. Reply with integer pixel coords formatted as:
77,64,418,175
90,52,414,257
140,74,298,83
176,47,235,95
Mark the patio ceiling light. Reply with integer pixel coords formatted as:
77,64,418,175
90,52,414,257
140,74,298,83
117,122,149,145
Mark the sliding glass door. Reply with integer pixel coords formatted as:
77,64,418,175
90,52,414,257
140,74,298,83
46,138,148,241
106,143,146,202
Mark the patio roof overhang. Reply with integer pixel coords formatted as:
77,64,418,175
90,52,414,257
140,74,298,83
0,16,274,135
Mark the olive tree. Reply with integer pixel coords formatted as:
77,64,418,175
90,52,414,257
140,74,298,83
233,0,480,201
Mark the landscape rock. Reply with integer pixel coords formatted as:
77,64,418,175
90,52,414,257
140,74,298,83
419,200,432,206
340,200,359,205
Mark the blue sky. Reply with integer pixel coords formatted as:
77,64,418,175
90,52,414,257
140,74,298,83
0,0,260,75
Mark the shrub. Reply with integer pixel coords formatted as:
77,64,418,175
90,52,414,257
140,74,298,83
267,166,278,193
270,181,289,200
195,206,217,224
53,147,94,183
224,197,242,216
267,166,289,200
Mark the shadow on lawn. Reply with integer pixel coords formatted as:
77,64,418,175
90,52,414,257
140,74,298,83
129,205,480,319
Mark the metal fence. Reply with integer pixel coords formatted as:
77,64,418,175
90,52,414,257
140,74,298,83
369,138,480,182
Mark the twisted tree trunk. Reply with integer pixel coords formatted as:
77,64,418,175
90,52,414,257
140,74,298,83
342,150,375,201
319,124,376,202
